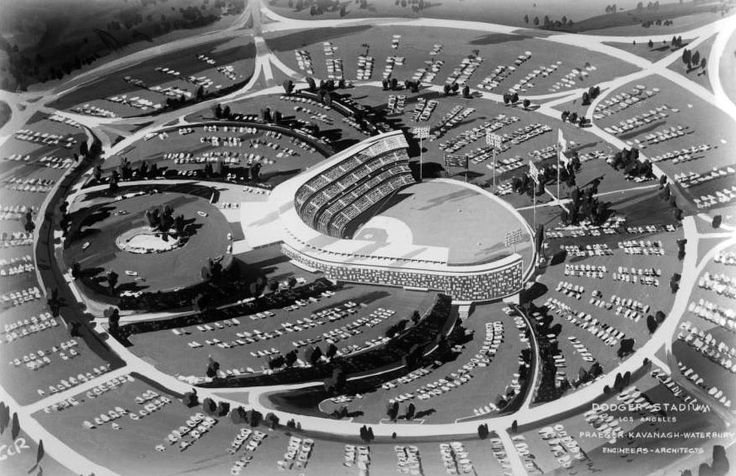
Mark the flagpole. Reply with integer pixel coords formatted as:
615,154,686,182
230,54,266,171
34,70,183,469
419,135,423,181
492,147,496,193
557,140,560,204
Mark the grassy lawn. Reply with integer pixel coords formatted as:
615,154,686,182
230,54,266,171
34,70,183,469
667,33,716,93
0,427,76,476
603,38,693,63
264,0,728,37
0,101,10,129
49,36,256,118
2,0,245,91
63,191,232,297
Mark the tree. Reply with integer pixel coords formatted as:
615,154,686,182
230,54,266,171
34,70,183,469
216,401,230,417
106,270,118,295
250,162,261,181
462,84,470,98
324,366,346,393
524,14,529,23
36,439,44,464
306,345,322,366
522,99,531,109
581,91,590,105
386,401,399,421
535,224,545,253
22,210,34,233
285,350,298,367
106,307,120,333
0,403,9,434
682,48,692,66
712,445,730,476
405,403,416,420
268,280,279,293
286,72,304,91
206,357,220,378
306,77,317,91
11,412,19,440
692,50,700,66
533,16,539,26
71,262,82,279
230,406,247,424
265,412,279,429
673,208,683,222
245,409,262,427
477,423,489,439
617,338,635,358
182,390,198,407
269,355,285,369
0,403,8,434
646,314,658,334
712,215,722,228
701,57,707,69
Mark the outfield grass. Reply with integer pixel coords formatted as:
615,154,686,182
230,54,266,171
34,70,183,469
357,180,534,266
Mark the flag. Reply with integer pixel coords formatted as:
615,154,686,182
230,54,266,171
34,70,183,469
528,160,539,183
559,151,570,168
558,129,567,153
